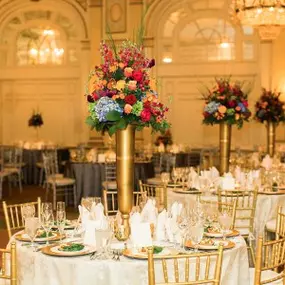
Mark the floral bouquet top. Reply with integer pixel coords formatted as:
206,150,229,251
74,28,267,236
85,40,170,136
28,111,43,128
255,88,285,124
202,78,251,128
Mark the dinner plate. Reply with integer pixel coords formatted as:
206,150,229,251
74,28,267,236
15,231,64,243
185,240,235,250
41,243,96,257
122,247,179,260
51,220,77,230
204,229,240,238
172,189,201,194
167,183,183,188
258,190,285,195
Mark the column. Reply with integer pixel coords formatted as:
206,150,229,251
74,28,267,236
259,40,273,89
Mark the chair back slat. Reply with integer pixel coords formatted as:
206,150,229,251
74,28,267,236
276,206,285,239
148,246,223,285
0,242,17,285
3,198,41,238
254,236,285,285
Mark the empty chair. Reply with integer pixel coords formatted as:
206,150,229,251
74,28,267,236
147,245,223,285
102,160,117,190
3,197,41,238
0,242,17,285
265,206,285,240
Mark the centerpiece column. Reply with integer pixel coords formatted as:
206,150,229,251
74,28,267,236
219,122,232,174
116,125,135,240
267,121,276,157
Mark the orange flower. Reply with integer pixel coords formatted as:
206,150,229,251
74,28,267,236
156,117,162,123
109,65,117,72
235,106,241,112
218,105,227,114
124,104,132,114
102,80,107,86
119,93,125,99
235,113,240,120
118,62,125,69
112,95,117,100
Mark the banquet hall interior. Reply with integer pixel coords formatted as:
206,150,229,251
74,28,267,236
2,0,285,284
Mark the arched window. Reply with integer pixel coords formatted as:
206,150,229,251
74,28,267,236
16,28,64,66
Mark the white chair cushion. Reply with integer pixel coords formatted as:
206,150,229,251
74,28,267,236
250,268,283,284
266,219,277,233
102,181,117,190
146,177,162,185
47,176,75,186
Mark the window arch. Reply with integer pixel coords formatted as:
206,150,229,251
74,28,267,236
17,27,64,66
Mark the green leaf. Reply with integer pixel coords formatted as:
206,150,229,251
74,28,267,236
85,116,94,127
117,118,127,130
108,125,118,136
106,111,121,121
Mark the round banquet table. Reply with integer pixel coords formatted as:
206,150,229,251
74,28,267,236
66,161,155,204
10,235,249,285
167,189,285,238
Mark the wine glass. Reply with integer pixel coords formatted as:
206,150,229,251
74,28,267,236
189,223,204,252
41,206,54,245
56,210,66,243
218,213,232,241
25,217,40,250
56,201,65,212
161,172,170,186
171,168,178,185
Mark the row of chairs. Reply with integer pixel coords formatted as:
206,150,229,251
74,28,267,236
1,196,285,284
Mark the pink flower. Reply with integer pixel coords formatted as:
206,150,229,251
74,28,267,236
124,104,132,114
242,100,248,107
128,80,137,90
132,70,144,82
141,109,151,122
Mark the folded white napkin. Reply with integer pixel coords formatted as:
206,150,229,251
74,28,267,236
130,212,142,225
170,202,182,221
155,210,167,241
141,199,157,225
210,167,220,179
83,220,102,246
158,143,165,153
187,168,199,189
78,205,90,229
234,166,242,182
220,172,235,190
261,155,272,171
251,152,260,168
97,154,106,163
131,222,152,247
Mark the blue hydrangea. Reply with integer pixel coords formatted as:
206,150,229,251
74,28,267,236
94,97,123,122
238,102,246,112
204,102,220,114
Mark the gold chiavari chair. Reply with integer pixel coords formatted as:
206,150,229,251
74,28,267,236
0,242,17,285
251,236,285,285
266,206,285,240
147,245,224,285
197,196,237,230
3,197,41,238
102,160,117,190
217,188,258,265
139,180,167,209
103,190,147,215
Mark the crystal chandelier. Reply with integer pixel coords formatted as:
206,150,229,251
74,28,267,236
233,0,285,40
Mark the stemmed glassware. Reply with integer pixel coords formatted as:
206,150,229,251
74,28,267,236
22,204,35,221
188,222,204,252
41,202,54,245
171,168,178,185
218,212,232,241
56,202,66,242
161,172,170,186
25,217,40,250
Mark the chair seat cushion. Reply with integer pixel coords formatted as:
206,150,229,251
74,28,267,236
250,268,283,284
102,181,117,190
0,170,11,177
4,167,20,174
47,176,75,186
266,219,276,233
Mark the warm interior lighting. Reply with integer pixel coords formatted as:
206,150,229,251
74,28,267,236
233,0,285,40
162,57,172,63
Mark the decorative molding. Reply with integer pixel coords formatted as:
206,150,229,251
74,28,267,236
88,0,103,7
76,0,87,10
106,0,126,33
129,0,143,4
80,40,91,50
105,36,154,47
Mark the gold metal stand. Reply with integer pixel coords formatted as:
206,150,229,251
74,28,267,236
115,124,135,241
267,121,276,157
219,122,232,175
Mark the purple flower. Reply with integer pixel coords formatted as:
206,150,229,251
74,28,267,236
238,102,246,112
147,59,155,68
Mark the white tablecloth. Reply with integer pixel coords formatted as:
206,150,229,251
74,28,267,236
9,235,249,285
167,189,285,237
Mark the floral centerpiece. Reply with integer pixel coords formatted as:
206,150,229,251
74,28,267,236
28,111,43,128
255,88,285,123
85,40,170,136
202,78,251,128
254,88,285,157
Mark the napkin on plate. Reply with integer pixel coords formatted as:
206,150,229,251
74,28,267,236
141,199,157,225
261,155,272,171
220,172,235,190
155,209,167,241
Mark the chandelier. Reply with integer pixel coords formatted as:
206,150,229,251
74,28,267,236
233,0,285,40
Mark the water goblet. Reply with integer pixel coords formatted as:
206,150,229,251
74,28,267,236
189,223,204,252
25,217,40,250
56,210,66,242
218,213,232,241
161,172,170,186
56,201,65,212
41,209,54,245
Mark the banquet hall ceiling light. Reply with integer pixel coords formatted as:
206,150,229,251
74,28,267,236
233,0,285,40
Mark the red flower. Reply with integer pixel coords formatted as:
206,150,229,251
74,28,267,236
132,70,144,82
92,92,99,101
144,101,151,109
124,94,137,105
228,100,236,108
242,100,248,107
141,109,152,122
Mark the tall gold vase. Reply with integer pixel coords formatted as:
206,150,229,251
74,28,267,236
267,121,276,157
115,124,135,240
219,123,232,175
